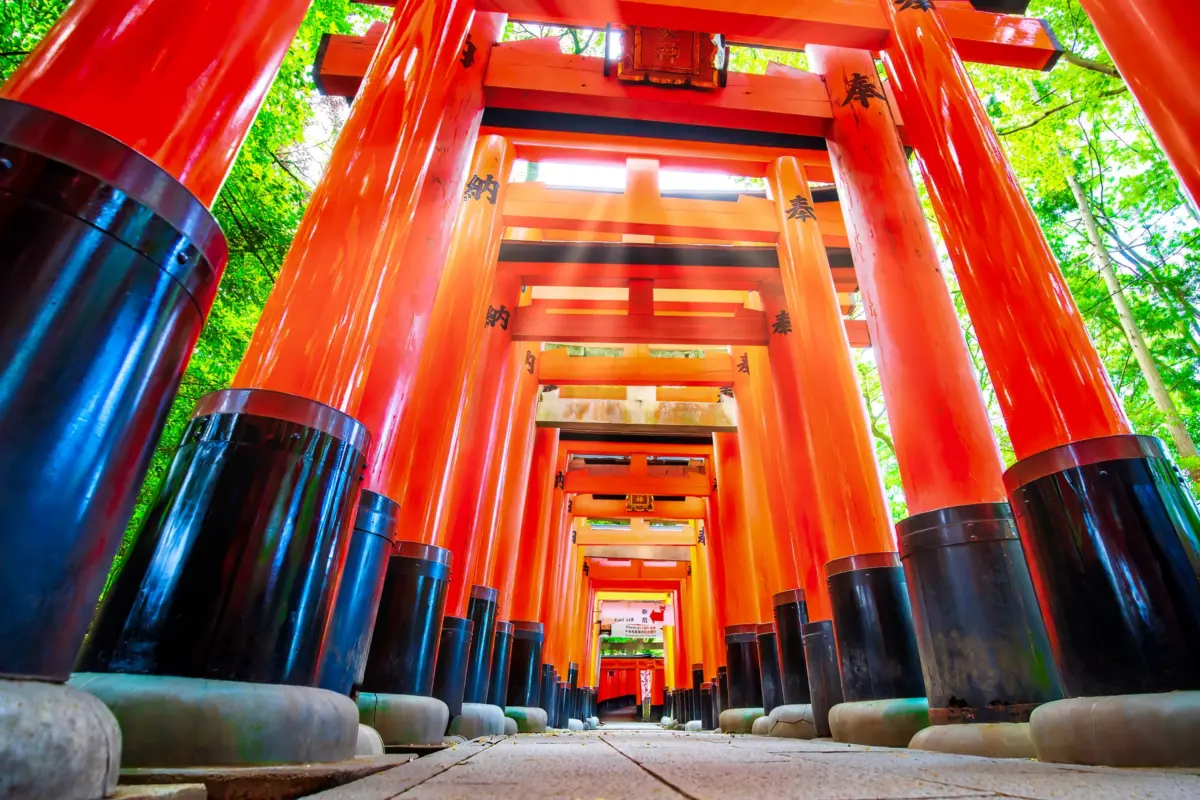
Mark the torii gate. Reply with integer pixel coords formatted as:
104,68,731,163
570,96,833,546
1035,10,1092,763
2,0,1199,790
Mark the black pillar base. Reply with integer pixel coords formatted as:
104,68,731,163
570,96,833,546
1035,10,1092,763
709,676,721,723
506,621,544,708
359,542,453,696
717,665,730,712
692,663,704,722
432,615,474,720
826,552,925,702
756,623,784,714
772,590,811,706
801,620,843,737
0,99,227,682
78,390,370,687
540,664,557,726
724,624,764,709
317,490,399,695
1005,434,1200,696
899,502,1062,724
556,680,569,725
463,586,499,704
700,683,715,730
486,621,514,708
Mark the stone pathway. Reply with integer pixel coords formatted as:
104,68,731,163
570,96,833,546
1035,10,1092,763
312,730,1200,799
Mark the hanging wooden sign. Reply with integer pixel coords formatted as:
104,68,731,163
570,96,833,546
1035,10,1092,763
617,27,724,90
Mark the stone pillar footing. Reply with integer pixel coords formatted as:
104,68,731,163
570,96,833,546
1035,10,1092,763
448,703,507,738
355,725,385,756
760,704,819,739
750,716,771,735
718,707,765,734
356,692,449,746
828,698,930,748
504,706,548,733
567,718,585,731
70,673,357,767
503,716,518,735
909,722,1034,759
684,720,703,732
0,678,121,800
1030,692,1200,767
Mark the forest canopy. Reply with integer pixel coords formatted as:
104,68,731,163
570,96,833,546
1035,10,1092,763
3,0,1196,549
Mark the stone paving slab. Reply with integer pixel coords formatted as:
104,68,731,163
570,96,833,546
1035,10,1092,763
317,729,1200,800
604,732,1200,799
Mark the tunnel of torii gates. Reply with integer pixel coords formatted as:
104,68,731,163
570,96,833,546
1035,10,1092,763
2,0,1200,791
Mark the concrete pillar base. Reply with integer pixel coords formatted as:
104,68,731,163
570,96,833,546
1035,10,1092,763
70,673,356,767
355,725,385,756
750,716,770,735
718,707,765,734
909,722,1035,758
504,706,548,733
357,692,449,746
567,718,585,731
0,678,121,800
761,704,818,739
1031,692,1200,767
448,703,507,738
587,716,599,729
684,720,703,732
503,716,518,735
829,698,930,748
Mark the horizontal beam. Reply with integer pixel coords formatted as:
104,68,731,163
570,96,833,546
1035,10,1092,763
540,348,737,386
482,125,834,181
516,308,872,347
558,439,715,457
486,41,832,137
475,0,1060,71
573,496,709,519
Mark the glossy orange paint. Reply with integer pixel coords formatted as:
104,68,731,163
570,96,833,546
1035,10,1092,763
692,535,723,672
540,511,576,668
879,2,1129,460
508,428,563,622
486,39,832,138
730,346,789,609
2,0,311,205
809,45,1006,515
712,432,764,626
510,307,770,347
768,157,895,561
760,286,832,623
487,343,542,621
232,0,476,411
704,496,728,646
1075,0,1200,208
368,135,515,552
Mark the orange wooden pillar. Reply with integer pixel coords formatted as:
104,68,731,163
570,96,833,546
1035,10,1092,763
1075,1,1200,207
881,0,1200,704
368,133,515,569
540,488,575,673
65,0,484,707
0,0,314,695
510,429,563,626
767,156,924,710
483,343,543,708
712,432,764,710
809,44,1062,727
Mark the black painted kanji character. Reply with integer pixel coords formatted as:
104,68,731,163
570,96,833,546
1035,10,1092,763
785,195,817,222
463,172,500,204
842,72,887,108
736,353,750,374
772,309,793,335
571,529,576,543
896,0,934,10
583,562,589,576
687,564,692,576
460,35,477,68
525,350,536,374
485,304,510,329
697,529,706,545
554,470,565,489
719,387,733,399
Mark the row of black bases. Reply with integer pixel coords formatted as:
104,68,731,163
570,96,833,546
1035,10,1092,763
721,439,1200,745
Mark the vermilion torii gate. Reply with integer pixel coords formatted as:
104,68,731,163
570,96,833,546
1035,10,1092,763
2,0,1199,794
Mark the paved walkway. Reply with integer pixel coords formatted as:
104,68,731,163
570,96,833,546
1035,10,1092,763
314,729,1200,799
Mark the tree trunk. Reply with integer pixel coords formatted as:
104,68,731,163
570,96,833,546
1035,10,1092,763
1066,169,1200,468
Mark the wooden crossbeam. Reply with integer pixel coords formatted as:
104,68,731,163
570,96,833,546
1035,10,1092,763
514,307,871,347
352,0,1061,71
575,497,707,521
540,348,737,386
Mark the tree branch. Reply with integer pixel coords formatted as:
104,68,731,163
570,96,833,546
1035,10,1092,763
1063,50,1120,78
999,87,1127,136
